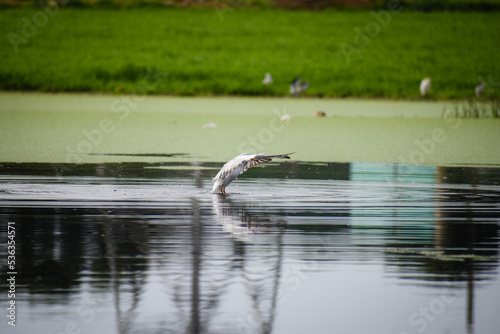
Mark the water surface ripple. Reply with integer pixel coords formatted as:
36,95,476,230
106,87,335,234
0,162,499,334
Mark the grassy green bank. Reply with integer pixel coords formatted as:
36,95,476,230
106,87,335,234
0,8,499,99
1,92,499,166
3,0,500,11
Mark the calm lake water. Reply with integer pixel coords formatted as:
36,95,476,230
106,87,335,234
0,161,499,334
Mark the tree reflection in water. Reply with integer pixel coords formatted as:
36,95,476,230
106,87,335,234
0,162,498,334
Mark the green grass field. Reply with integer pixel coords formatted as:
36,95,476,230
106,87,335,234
0,7,499,98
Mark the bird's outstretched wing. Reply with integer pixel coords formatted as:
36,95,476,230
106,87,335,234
214,153,294,182
241,153,293,173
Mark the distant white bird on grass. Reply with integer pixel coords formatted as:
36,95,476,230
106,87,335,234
211,152,294,194
202,122,217,129
420,77,431,96
262,73,273,85
280,114,291,122
475,82,485,98
290,77,309,96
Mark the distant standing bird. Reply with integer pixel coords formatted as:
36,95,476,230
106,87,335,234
475,82,485,98
420,77,431,96
290,77,309,96
262,73,273,85
280,114,291,122
211,152,294,194
202,122,217,129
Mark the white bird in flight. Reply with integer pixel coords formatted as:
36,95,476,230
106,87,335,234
211,152,294,194
420,77,431,96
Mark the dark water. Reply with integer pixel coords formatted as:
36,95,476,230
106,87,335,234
0,162,499,334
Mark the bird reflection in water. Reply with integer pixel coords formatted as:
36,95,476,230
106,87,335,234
211,195,286,334
101,197,286,334
212,194,287,242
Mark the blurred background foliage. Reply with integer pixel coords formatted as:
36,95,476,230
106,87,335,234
1,0,499,99
2,0,500,10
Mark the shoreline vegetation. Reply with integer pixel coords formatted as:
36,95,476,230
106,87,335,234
2,0,500,11
0,1,499,99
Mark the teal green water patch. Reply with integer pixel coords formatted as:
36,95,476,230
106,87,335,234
1,92,499,166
